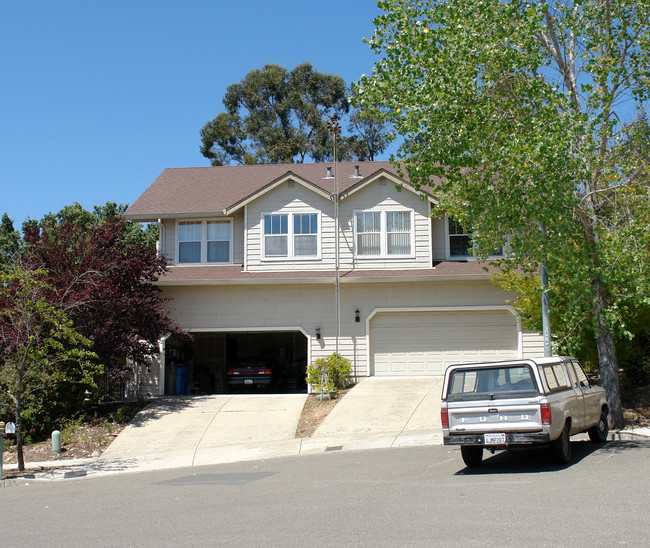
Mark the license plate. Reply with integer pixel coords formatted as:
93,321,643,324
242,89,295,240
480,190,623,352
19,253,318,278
244,379,253,385
484,433,506,445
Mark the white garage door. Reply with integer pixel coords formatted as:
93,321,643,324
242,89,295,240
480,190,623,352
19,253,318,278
370,310,519,376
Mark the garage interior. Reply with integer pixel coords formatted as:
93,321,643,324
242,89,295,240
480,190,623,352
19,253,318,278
164,331,308,395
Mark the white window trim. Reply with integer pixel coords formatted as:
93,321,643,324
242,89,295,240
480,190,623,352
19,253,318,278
444,215,507,260
353,208,415,259
175,218,233,265
260,211,322,261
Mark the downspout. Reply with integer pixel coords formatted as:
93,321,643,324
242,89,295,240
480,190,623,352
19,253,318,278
157,218,164,257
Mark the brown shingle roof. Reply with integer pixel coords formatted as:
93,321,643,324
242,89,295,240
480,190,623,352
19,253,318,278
155,261,497,285
125,161,438,220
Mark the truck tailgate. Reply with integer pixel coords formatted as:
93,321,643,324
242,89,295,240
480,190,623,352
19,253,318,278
448,399,543,434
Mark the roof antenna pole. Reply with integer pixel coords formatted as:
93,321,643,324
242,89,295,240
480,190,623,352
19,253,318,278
328,114,342,382
539,223,552,357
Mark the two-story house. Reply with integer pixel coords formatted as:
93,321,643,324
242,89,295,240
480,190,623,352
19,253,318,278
125,161,544,397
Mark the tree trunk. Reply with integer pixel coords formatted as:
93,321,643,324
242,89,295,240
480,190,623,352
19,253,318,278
15,401,25,471
593,278,626,429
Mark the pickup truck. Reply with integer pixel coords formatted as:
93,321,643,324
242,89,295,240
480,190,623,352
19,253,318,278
441,356,609,467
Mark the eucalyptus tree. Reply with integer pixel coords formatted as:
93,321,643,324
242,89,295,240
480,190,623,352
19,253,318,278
358,0,650,427
200,62,391,165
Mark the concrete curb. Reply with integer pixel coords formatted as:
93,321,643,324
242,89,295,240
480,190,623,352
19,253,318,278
3,428,648,485
611,428,650,440
2,430,444,484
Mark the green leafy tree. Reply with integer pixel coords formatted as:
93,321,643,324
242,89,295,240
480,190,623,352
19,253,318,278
37,202,159,249
347,107,394,161
200,62,391,165
358,0,650,427
0,213,21,268
0,264,98,470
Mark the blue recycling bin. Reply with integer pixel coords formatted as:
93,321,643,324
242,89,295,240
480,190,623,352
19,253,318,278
175,365,188,395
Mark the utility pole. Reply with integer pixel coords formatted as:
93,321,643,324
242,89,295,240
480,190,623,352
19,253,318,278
539,223,552,356
328,114,342,383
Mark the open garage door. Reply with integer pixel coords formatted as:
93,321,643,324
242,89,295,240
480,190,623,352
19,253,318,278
370,310,519,376
164,331,307,395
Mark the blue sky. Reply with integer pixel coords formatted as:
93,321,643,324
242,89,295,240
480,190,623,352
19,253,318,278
1,1,389,228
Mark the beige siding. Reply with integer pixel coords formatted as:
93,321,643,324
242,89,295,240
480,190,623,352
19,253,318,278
244,177,433,271
161,278,517,379
431,216,447,261
246,181,334,271
339,178,431,270
231,210,245,265
522,330,545,357
161,219,175,261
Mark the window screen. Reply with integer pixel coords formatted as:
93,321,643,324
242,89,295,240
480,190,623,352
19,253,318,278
356,211,381,256
207,221,230,262
264,214,288,257
293,213,317,256
178,222,201,263
386,211,411,255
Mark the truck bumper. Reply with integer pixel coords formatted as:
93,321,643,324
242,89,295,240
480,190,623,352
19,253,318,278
444,432,551,446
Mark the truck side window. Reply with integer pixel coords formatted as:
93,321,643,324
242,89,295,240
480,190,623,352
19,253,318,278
541,364,570,392
572,361,589,387
565,362,579,387
542,366,559,390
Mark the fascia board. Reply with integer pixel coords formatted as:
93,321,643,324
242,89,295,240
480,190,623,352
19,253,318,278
123,211,227,221
225,172,331,215
340,169,437,204
155,272,491,286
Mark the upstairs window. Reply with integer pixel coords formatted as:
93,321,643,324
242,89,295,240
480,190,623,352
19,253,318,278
356,212,381,256
177,219,231,264
293,213,318,257
447,218,505,259
355,210,413,257
263,214,288,257
387,211,412,255
449,219,471,257
178,222,202,263
263,212,319,259
207,221,231,263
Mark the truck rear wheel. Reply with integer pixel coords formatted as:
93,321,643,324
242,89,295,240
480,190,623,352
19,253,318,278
460,445,483,467
550,424,571,464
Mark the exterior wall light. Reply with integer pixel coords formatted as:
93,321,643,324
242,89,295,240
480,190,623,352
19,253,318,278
355,309,361,323
315,327,321,340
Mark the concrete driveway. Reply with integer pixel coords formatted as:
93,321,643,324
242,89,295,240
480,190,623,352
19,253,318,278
97,377,444,473
100,394,307,468
311,376,443,449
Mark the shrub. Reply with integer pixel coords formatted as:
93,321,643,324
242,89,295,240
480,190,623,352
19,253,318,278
306,353,352,391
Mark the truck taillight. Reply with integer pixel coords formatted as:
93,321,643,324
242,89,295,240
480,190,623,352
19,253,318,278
441,407,449,429
540,403,552,425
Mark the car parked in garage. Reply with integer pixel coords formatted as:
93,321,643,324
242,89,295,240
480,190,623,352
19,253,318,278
441,356,609,467
226,361,273,390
